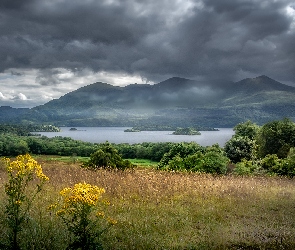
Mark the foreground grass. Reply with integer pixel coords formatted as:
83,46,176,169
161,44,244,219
1,158,295,249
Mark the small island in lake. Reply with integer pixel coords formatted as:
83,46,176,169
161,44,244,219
125,125,218,132
69,127,86,131
124,128,141,132
172,127,201,135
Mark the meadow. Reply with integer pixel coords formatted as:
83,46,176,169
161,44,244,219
1,156,295,249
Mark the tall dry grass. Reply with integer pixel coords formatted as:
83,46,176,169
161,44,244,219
1,158,295,249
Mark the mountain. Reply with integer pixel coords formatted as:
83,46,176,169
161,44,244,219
222,75,295,105
1,75,295,127
0,106,30,123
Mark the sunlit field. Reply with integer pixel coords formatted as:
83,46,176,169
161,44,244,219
1,156,295,249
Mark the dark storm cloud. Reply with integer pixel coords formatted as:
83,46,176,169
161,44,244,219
0,0,294,85
165,0,294,81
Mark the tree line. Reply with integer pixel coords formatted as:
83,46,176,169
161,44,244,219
0,124,60,136
1,119,295,176
0,132,178,160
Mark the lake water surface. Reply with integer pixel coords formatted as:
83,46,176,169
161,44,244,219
36,127,234,147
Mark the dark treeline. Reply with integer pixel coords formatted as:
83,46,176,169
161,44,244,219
115,142,176,161
0,134,96,157
0,124,60,136
1,118,295,176
0,131,177,160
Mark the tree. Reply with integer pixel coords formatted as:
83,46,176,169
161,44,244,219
224,136,256,163
234,120,260,140
202,151,228,174
224,121,259,163
158,143,228,174
256,118,295,158
260,154,282,173
277,148,295,177
158,142,204,170
82,142,133,170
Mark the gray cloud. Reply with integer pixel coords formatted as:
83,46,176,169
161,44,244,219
35,69,63,86
11,71,23,76
0,0,294,87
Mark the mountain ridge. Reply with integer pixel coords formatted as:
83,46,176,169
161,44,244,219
1,75,295,127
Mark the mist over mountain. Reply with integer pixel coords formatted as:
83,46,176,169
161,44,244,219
1,75,295,127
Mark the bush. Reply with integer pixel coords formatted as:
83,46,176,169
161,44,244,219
54,182,116,250
166,154,185,171
82,142,133,170
233,150,295,177
224,121,259,164
234,120,260,140
202,151,229,174
224,136,256,163
158,144,229,174
183,152,204,172
158,142,204,170
260,154,282,173
234,159,259,175
275,148,295,177
256,118,295,158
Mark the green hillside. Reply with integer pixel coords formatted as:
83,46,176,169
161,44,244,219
1,75,295,127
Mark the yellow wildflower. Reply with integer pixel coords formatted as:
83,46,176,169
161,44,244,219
103,200,111,206
96,211,105,218
47,203,58,210
15,200,22,205
4,154,49,181
107,217,118,225
59,182,105,207
56,209,66,216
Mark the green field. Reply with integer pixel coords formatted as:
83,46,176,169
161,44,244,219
33,156,158,168
128,158,158,168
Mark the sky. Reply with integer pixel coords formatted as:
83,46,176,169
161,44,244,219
0,0,295,108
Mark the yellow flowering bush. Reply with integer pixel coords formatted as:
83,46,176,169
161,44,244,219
55,182,116,250
2,154,49,250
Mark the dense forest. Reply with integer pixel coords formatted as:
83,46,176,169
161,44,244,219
1,119,295,176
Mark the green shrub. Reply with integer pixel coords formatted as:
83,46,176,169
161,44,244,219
82,142,133,170
167,154,185,171
158,144,229,174
158,142,204,170
276,148,295,177
260,154,282,173
224,136,256,163
234,159,258,175
183,152,204,172
256,118,295,158
202,151,229,174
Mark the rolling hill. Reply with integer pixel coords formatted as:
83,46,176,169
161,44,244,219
1,75,295,127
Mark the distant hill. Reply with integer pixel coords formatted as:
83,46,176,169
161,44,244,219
1,75,295,127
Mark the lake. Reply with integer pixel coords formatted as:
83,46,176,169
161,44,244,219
35,127,234,147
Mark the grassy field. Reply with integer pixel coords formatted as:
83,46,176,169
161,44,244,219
33,156,158,168
1,156,295,249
